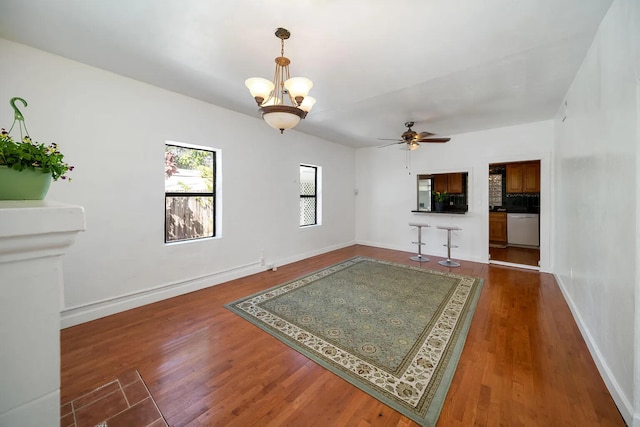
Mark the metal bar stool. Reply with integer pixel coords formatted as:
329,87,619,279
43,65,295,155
437,225,461,267
409,222,430,262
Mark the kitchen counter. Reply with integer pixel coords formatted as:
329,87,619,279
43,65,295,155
490,207,539,214
412,209,468,215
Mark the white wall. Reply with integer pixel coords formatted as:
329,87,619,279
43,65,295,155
355,120,553,270
552,0,639,424
0,39,356,327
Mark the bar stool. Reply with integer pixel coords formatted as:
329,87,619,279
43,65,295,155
437,225,461,267
409,222,430,262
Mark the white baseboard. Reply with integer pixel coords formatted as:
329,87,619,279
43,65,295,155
267,241,356,270
489,260,539,271
61,241,357,329
554,273,636,426
61,260,264,328
355,240,407,253
355,239,483,264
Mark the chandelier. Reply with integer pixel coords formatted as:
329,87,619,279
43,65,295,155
245,28,316,133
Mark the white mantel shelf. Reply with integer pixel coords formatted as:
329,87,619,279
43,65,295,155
0,200,86,260
0,200,85,427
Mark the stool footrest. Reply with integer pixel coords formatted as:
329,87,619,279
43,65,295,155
409,222,430,263
443,244,459,248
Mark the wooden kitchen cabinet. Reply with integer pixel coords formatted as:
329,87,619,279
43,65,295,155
433,173,464,194
489,211,507,244
522,162,540,192
447,173,464,194
506,161,540,193
506,163,523,193
434,174,448,193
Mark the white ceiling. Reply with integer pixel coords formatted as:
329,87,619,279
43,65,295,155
0,0,612,148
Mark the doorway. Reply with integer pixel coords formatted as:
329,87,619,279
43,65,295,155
488,161,540,269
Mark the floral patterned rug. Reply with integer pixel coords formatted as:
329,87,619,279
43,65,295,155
225,256,483,426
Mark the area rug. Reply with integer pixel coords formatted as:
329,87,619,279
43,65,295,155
225,256,483,426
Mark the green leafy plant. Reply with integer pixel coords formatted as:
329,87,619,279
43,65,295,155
0,97,73,181
0,129,73,181
433,191,448,202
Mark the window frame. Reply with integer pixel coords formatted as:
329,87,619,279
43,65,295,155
164,141,217,243
299,164,319,227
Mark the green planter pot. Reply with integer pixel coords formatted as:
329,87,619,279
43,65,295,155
0,165,52,200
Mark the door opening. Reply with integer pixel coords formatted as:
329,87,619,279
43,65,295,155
488,161,540,269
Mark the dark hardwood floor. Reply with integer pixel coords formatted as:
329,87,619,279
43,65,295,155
61,245,625,426
489,245,540,267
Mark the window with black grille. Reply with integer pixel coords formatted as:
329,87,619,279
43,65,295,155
164,143,216,243
299,164,318,227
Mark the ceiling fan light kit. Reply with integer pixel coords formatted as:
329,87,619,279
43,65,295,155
245,28,315,134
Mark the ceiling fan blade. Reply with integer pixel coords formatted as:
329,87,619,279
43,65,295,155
417,138,451,143
377,141,405,148
377,138,403,141
417,131,435,138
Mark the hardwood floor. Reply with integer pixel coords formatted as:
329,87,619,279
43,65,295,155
489,245,540,267
61,245,625,426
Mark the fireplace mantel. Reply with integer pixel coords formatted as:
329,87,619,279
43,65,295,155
0,200,85,426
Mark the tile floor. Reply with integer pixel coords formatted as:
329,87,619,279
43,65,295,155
60,370,167,427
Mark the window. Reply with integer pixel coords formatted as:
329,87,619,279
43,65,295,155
165,143,216,243
417,176,433,211
488,174,503,207
300,164,319,226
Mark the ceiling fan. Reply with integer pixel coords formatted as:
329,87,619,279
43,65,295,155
378,121,451,150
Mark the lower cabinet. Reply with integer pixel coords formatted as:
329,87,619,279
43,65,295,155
489,211,507,245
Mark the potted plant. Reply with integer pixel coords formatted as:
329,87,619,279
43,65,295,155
0,97,73,200
433,191,448,211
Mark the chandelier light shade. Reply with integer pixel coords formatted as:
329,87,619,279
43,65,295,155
298,96,316,113
244,78,275,102
245,28,314,133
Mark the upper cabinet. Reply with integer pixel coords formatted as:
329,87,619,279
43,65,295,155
434,173,464,194
522,162,540,192
434,174,448,193
506,163,523,193
506,161,540,193
447,173,464,194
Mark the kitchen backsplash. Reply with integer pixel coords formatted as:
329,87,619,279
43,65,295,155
490,167,540,213
504,193,540,212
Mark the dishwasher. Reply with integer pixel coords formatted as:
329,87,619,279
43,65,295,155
507,213,539,247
